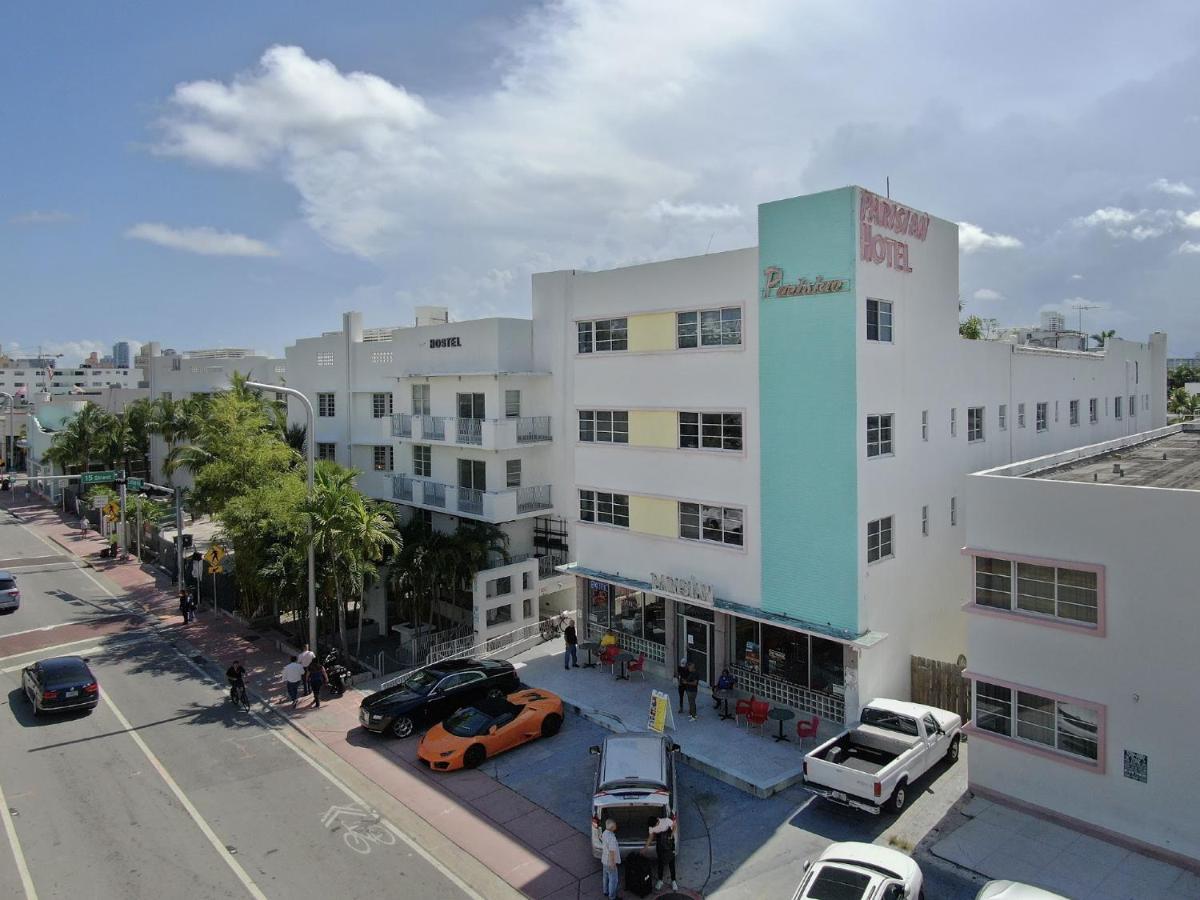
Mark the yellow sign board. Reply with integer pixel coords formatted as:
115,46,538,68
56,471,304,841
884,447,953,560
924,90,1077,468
203,544,226,567
207,564,222,576
647,689,674,734
103,501,120,522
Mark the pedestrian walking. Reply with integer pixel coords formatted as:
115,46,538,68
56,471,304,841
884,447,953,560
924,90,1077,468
308,660,327,708
713,667,736,709
563,618,579,670
681,661,699,720
600,818,621,900
645,815,678,892
676,658,688,714
283,655,305,708
179,589,190,623
186,590,198,623
298,644,315,696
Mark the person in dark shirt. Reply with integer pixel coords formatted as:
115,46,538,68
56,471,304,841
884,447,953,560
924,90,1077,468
563,618,579,669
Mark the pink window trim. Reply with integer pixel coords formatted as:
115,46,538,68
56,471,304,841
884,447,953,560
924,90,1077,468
964,670,1106,775
961,546,1106,638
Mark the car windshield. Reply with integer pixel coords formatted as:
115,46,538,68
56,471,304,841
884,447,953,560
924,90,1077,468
400,669,441,695
804,865,871,900
444,708,493,737
860,707,918,736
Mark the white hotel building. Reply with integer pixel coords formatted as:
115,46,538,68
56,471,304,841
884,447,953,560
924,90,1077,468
537,186,1167,724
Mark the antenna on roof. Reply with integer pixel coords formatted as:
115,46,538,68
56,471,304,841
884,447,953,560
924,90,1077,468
1071,302,1101,343
705,233,715,254
886,176,890,199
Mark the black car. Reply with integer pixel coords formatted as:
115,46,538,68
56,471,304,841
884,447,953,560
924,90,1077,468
22,655,100,715
359,658,520,738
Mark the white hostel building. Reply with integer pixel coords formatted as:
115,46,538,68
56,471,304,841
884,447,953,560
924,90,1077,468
535,186,1167,725
964,423,1200,866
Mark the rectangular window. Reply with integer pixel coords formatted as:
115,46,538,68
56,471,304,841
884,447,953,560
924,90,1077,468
505,390,521,418
580,490,629,527
523,596,532,618
577,321,594,354
579,410,628,443
973,681,1099,763
317,442,336,461
866,515,893,563
968,406,984,443
677,307,742,348
1069,400,1080,426
679,502,744,547
975,556,1013,609
950,496,958,526
676,311,698,349
578,410,595,443
506,459,522,488
373,445,394,471
1089,398,1098,423
866,298,893,342
275,392,286,404
318,393,336,417
457,392,485,419
973,556,1098,625
370,351,393,364
1114,396,1123,419
866,414,894,457
1054,400,1059,423
1036,402,1048,432
372,392,393,418
316,351,334,367
921,410,928,441
594,318,628,352
921,505,929,537
457,458,486,491
411,384,430,416
950,407,957,437
1018,403,1026,428
579,489,595,522
1129,395,1136,418
998,404,1007,431
487,576,512,598
412,444,431,477
486,604,512,627
679,412,742,451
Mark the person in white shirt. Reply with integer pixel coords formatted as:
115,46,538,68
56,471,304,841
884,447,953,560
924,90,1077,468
297,645,316,696
283,656,306,708
600,819,621,900
645,815,678,891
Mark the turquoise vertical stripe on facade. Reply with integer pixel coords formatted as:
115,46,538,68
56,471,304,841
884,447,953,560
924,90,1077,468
758,187,860,636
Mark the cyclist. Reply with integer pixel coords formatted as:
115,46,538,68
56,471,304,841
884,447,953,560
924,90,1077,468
226,661,249,707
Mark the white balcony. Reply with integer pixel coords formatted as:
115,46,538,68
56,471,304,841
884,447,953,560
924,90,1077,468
390,474,553,523
390,414,551,450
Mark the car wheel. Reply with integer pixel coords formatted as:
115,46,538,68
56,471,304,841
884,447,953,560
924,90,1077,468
389,716,415,739
486,687,504,700
889,781,907,814
946,734,961,764
541,713,563,737
464,744,486,768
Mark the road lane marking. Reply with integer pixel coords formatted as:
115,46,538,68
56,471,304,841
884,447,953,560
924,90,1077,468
0,615,127,640
101,691,269,900
1,647,101,672
0,777,38,899
0,634,153,665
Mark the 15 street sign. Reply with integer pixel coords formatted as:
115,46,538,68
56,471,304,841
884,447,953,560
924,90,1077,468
80,471,118,485
127,478,144,490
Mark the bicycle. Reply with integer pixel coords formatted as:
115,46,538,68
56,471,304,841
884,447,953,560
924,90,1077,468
342,821,397,854
539,615,563,642
229,680,250,709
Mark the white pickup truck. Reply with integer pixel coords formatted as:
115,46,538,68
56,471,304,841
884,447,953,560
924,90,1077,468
803,698,962,815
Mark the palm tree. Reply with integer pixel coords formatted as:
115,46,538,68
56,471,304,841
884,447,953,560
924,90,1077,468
1168,387,1200,417
283,423,307,456
43,404,115,473
1090,329,1117,349
344,501,401,656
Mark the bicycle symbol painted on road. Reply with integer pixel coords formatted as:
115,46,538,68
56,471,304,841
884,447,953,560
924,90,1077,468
321,803,398,855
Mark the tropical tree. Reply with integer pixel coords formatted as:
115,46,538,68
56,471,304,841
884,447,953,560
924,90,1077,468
1090,329,1117,349
1168,386,1200,417
958,315,984,340
43,403,115,473
283,422,307,456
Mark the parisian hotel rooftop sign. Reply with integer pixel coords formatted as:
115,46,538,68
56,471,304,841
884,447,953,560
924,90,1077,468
859,190,930,274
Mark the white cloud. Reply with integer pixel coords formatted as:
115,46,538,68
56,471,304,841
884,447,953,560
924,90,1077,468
972,288,1005,302
645,200,741,222
126,222,279,257
1149,177,1194,197
1177,241,1200,255
1072,206,1179,240
8,210,74,225
957,222,1023,253
1070,273,1084,280
4,340,108,366
1176,210,1200,229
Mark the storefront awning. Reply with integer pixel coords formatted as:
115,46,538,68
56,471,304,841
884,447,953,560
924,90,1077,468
558,563,887,650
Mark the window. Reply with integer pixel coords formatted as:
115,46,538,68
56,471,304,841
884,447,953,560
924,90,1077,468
1036,402,1048,432
275,392,286,403
372,393,393,418
487,576,512,598
457,458,485,491
921,505,929,536
1129,395,1136,418
523,596,532,619
317,442,336,461
950,496,958,526
680,412,743,451
967,407,984,443
579,490,629,527
413,445,431,477
578,410,628,443
373,445,394,471
1089,398,1098,423
1054,400,1059,423
577,318,628,353
506,459,522,487
998,404,1007,431
370,351,393,365
679,502,744,546
950,407,957,437
731,621,844,694
486,604,512,628
866,298,893,342
921,410,928,441
411,384,430,416
1017,403,1026,428
973,681,1099,763
505,390,521,418
972,556,1099,625
457,392,485,419
577,321,593,353
316,351,334,367
1068,400,1079,426
1114,395,1123,419
274,364,286,374
676,307,742,348
866,516,893,563
866,414,894,457
318,393,336,417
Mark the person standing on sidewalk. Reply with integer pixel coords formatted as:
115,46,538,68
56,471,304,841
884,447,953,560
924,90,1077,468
645,815,678,892
307,660,327,708
179,589,190,624
676,658,689,714
563,618,579,670
298,644,315,696
282,656,305,708
681,661,699,721
600,818,621,900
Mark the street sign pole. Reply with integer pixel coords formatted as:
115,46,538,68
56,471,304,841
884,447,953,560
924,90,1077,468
118,473,127,560
174,486,184,587
135,497,142,562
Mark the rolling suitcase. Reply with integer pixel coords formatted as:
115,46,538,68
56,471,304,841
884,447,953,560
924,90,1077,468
624,849,654,898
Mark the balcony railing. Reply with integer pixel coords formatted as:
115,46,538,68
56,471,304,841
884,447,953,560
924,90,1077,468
516,416,551,443
389,415,552,449
517,484,552,513
422,480,446,508
456,418,482,445
388,475,552,522
392,475,414,502
391,413,412,438
458,486,483,515
421,415,445,441
538,554,567,579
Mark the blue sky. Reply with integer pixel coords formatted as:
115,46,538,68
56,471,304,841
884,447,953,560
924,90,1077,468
5,1,1200,363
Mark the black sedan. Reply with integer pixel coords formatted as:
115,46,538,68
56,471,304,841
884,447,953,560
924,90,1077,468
359,658,520,738
22,655,100,715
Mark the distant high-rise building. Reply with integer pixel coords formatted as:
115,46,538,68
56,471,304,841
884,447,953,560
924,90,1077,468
112,341,134,368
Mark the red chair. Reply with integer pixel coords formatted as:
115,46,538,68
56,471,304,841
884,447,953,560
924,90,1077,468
598,645,620,673
796,715,820,747
626,652,647,680
734,695,755,726
746,699,770,734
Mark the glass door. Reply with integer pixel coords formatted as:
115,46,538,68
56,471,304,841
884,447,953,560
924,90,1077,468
677,615,713,685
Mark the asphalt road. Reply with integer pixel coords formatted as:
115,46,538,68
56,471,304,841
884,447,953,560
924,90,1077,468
0,509,473,900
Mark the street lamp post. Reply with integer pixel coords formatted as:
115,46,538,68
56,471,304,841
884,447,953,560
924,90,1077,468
245,381,317,652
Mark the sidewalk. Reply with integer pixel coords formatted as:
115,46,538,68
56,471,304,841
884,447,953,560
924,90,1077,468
0,494,627,900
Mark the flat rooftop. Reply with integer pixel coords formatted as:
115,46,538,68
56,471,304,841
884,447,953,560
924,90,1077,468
1029,427,1200,490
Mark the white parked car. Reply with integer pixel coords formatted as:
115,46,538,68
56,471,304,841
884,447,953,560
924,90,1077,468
803,698,962,814
976,881,1068,899
792,842,923,900
588,733,680,857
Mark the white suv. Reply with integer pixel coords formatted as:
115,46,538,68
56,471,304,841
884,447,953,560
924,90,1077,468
0,570,20,613
588,733,680,857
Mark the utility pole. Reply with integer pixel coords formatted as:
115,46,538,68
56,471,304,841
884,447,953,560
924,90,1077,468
118,473,127,559
174,485,184,587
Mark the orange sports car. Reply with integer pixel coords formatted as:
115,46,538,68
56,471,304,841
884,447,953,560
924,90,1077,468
417,688,564,771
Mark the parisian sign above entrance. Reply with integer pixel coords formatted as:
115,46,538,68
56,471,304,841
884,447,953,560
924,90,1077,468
650,572,714,605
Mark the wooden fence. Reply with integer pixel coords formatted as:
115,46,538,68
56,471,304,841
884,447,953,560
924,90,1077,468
910,655,972,721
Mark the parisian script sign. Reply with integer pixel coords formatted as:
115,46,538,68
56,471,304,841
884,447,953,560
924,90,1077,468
761,267,849,299
650,572,714,605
